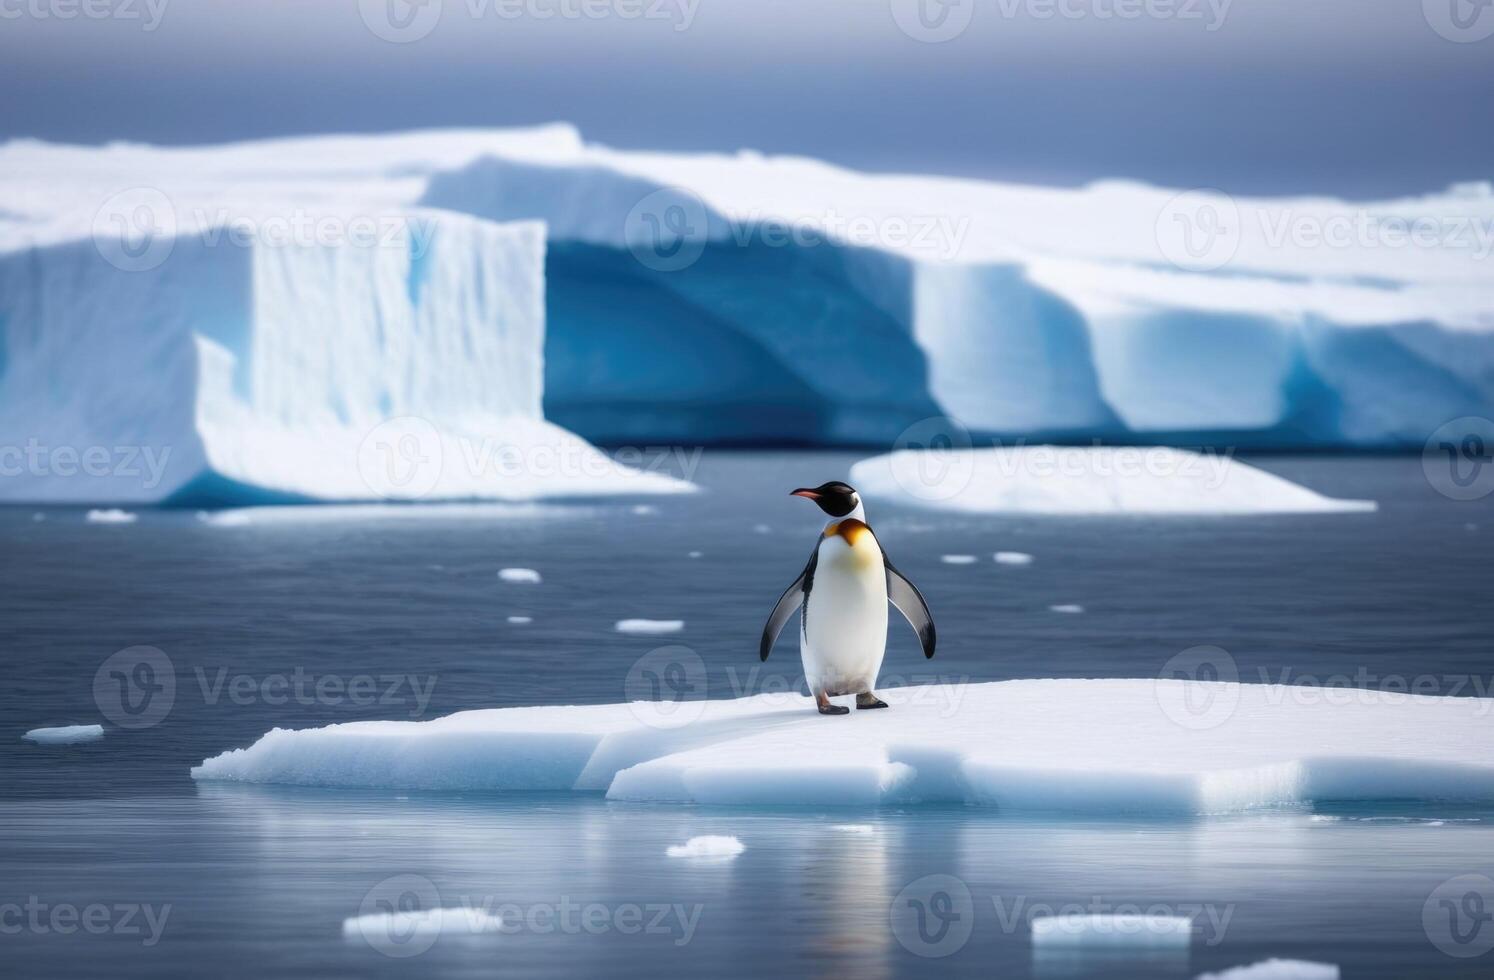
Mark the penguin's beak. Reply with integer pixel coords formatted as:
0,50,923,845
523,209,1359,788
790,488,821,500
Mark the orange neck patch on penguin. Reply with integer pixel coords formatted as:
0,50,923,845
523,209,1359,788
825,518,871,546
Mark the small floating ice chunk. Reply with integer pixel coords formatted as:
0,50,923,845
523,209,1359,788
198,510,252,527
342,907,504,942
631,504,659,515
507,616,533,625
941,555,978,565
687,551,703,559
1032,914,1192,946
666,835,744,859
616,619,684,635
994,551,1033,565
830,824,875,834
86,509,137,524
24,725,104,745
1195,959,1340,980
498,568,542,584
1308,814,1340,823
1049,604,1085,614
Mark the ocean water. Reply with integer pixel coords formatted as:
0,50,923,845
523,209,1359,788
2,451,1492,978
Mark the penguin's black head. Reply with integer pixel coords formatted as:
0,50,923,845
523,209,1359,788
790,481,860,518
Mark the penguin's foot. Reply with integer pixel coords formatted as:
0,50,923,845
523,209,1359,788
856,693,889,710
815,692,850,716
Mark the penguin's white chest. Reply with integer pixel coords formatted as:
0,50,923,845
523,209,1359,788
801,533,888,696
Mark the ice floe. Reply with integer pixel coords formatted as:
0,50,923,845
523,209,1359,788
23,724,104,745
665,836,744,859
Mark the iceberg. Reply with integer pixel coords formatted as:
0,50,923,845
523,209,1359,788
6,126,1492,451
848,446,1376,515
664,835,744,859
420,144,1494,449
0,209,687,504
1030,914,1193,946
23,724,104,744
192,679,1494,814
1195,961,1340,980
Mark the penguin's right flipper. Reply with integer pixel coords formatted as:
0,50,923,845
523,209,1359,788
760,549,817,661
886,558,936,659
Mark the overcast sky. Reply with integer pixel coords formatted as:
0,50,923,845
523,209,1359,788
1,0,1490,196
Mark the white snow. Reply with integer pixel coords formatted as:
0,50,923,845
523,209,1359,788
192,679,1494,814
85,509,137,524
615,619,685,635
1049,604,1086,614
940,555,978,565
498,568,542,584
1031,914,1193,946
665,836,744,859
850,447,1376,515
24,725,104,745
1196,960,1340,980
506,616,533,625
995,552,1034,565
342,907,505,942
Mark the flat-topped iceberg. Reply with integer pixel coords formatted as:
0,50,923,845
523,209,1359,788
849,446,1375,515
192,679,1494,814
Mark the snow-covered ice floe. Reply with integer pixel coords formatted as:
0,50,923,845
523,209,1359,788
498,568,542,584
665,836,744,859
850,447,1375,515
615,619,685,635
1196,960,1340,980
994,551,1034,565
192,680,1494,814
23,724,104,745
342,907,505,943
1031,914,1193,946
85,509,138,524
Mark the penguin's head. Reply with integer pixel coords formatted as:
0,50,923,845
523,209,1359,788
790,481,861,518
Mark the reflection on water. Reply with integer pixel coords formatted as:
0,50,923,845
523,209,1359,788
1,787,1489,979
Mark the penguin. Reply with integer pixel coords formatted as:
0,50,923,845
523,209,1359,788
759,481,936,715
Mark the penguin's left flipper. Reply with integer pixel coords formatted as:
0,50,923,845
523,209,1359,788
885,558,936,659
760,548,818,661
